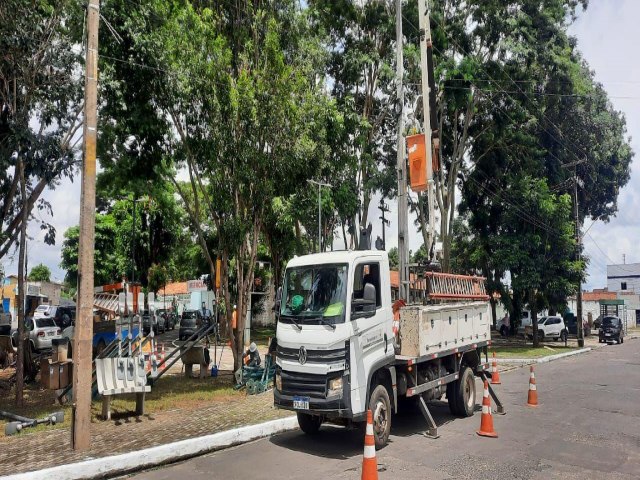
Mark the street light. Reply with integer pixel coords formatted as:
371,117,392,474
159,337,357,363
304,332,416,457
307,180,332,253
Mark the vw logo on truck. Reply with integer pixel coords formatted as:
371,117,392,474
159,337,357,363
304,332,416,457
298,346,307,365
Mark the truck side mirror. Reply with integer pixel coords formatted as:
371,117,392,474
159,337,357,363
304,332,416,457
363,283,376,306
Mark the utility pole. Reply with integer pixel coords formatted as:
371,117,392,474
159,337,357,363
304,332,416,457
396,0,409,300
378,200,390,250
574,169,584,348
307,180,331,253
418,0,435,259
72,0,99,451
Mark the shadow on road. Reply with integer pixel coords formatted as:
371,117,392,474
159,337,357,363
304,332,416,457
390,400,458,439
269,425,363,459
269,401,460,459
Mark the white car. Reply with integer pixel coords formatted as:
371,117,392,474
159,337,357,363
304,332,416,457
529,316,567,342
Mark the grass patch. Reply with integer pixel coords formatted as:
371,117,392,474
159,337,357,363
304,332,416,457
251,327,275,346
492,345,577,359
0,371,242,438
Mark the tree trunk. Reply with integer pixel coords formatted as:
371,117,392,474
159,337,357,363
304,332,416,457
531,291,539,348
15,159,27,407
490,298,497,330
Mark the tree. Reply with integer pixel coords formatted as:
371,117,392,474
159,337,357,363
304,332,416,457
0,0,82,262
387,247,399,270
60,215,120,287
28,264,51,282
147,263,169,295
309,0,399,245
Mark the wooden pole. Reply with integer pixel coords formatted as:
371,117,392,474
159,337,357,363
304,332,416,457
71,0,99,451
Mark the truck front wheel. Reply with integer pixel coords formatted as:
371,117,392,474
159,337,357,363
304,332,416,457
369,384,391,449
297,412,322,435
447,366,476,418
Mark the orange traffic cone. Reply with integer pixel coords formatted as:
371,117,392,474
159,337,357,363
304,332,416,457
476,380,498,438
361,409,378,480
160,343,166,362
491,352,501,384
527,365,538,407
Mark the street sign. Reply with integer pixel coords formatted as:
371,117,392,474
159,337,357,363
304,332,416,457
187,279,207,292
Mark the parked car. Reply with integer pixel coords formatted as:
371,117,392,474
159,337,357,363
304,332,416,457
23,316,62,352
0,303,12,335
179,310,202,341
599,316,624,344
156,309,176,330
142,310,165,335
33,305,74,330
526,316,568,342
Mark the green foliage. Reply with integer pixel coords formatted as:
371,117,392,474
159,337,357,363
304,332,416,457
60,215,120,287
0,0,83,260
147,263,169,294
28,264,51,282
387,247,399,270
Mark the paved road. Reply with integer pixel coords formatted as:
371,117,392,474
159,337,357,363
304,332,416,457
131,340,640,480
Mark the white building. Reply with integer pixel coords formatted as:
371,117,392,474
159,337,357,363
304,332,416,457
607,263,640,294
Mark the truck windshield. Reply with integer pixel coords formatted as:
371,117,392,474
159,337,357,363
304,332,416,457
280,264,348,325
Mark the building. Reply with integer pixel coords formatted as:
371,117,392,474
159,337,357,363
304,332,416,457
607,262,640,294
1,275,64,328
568,289,618,326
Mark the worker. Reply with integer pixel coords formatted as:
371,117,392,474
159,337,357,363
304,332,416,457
235,342,261,384
200,301,212,326
243,342,261,367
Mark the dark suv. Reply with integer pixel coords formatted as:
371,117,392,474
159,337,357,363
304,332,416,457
179,310,202,341
599,316,624,344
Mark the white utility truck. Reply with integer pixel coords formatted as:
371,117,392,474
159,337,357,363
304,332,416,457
273,250,504,448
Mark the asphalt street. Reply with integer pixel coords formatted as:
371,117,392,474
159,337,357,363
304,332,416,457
130,340,640,480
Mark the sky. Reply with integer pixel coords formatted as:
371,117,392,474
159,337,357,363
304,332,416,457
2,0,638,290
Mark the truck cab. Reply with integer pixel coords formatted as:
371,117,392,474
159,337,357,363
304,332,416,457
274,250,395,425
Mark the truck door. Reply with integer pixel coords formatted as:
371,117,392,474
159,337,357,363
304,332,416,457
349,260,392,415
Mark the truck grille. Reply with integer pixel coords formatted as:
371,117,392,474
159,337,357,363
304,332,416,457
276,345,346,364
280,370,328,398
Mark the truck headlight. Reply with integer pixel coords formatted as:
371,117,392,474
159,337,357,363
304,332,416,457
275,373,282,391
328,377,343,397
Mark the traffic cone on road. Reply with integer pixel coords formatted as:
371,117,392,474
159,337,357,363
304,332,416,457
527,365,538,407
476,380,498,438
160,343,166,363
361,409,378,480
491,352,501,384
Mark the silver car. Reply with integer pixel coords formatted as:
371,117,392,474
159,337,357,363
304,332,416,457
26,316,62,352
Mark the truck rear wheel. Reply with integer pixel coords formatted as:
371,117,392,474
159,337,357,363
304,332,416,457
297,412,322,435
448,366,476,418
369,384,391,449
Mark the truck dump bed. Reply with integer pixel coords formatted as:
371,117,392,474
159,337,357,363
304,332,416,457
398,301,490,358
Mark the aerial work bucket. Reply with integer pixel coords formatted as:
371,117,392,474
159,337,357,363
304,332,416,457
407,133,427,192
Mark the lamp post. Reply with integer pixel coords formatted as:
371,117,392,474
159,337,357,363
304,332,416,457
307,180,332,253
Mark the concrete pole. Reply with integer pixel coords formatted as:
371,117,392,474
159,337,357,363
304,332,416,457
396,0,409,300
574,171,584,348
418,0,435,257
71,0,99,451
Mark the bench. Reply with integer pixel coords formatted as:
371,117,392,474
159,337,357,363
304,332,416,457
95,356,151,420
180,345,209,379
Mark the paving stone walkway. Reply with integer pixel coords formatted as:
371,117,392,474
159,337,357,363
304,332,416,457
0,388,289,477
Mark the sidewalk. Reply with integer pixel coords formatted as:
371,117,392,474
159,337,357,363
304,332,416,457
0,344,285,477
0,386,287,477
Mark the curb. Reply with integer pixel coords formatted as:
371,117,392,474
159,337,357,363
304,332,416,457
3,415,299,480
494,347,592,364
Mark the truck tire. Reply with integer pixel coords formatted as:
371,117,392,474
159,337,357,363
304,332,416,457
369,384,391,449
297,412,322,435
449,366,476,418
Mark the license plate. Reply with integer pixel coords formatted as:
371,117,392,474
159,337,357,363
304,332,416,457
48,332,56,336
605,333,611,337
293,396,310,410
